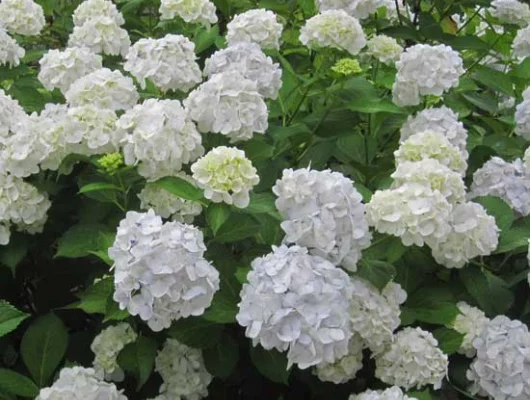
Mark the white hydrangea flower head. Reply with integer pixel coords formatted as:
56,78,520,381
524,147,530,175
0,0,45,36
467,315,530,400
191,146,259,208
0,27,24,67
38,47,103,93
226,9,283,50
299,10,366,56
430,202,499,269
237,245,354,369
109,210,220,332
391,159,466,204
366,35,402,64
349,278,407,354
366,183,452,247
489,0,530,27
515,97,530,139
0,174,51,236
514,26,530,59
380,0,412,22
0,90,27,140
452,302,490,358
273,167,372,271
394,130,467,175
65,68,139,111
375,327,448,390
159,0,218,26
155,339,212,400
392,44,464,107
91,323,137,381
316,0,380,20
68,16,130,57
0,222,10,245
35,367,127,400
313,335,364,384
204,42,283,100
72,0,125,26
469,157,530,216
523,87,530,100
400,106,468,157
138,178,203,223
119,98,203,181
124,34,202,92
184,71,268,142
62,105,125,157
349,386,417,400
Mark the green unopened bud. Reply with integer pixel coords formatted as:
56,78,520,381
331,58,362,76
98,152,124,175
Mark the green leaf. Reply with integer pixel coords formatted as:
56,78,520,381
349,99,406,114
401,302,459,326
194,24,220,53
73,278,113,314
56,223,115,259
249,346,290,384
0,235,28,274
104,295,130,322
495,218,530,254
473,65,515,96
152,176,205,202
78,182,121,194
460,267,514,317
235,266,251,284
21,313,68,387
168,318,224,349
432,328,464,355
244,192,281,219
473,196,514,231
213,214,261,243
0,369,39,397
206,203,232,235
202,286,239,323
357,260,396,291
117,336,157,391
0,301,29,338
408,390,432,400
203,333,239,378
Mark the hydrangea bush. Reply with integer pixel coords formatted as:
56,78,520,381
2,1,530,399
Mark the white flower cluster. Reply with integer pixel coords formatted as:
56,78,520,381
204,42,282,100
35,367,127,400
159,0,218,26
109,210,220,331
515,87,530,139
316,0,381,20
236,245,354,369
69,0,129,56
0,174,51,244
0,0,45,36
154,339,212,400
0,90,26,139
138,179,203,223
513,26,530,59
273,167,372,271
119,99,203,181
391,159,466,204
452,302,490,357
191,146,259,208
185,70,268,142
525,147,530,175
375,327,448,390
65,68,139,111
124,34,202,92
300,10,366,56
392,44,464,107
38,47,103,93
226,9,283,50
467,316,530,400
430,202,499,269
394,130,467,175
366,183,452,247
469,156,530,216
314,335,364,384
0,27,24,67
489,0,530,27
366,35,402,64
91,323,137,381
399,106,468,158
350,387,416,400
349,278,407,354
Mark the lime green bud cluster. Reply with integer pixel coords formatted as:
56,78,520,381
331,58,362,76
98,152,124,175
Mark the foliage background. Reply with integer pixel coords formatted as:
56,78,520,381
1,0,530,399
